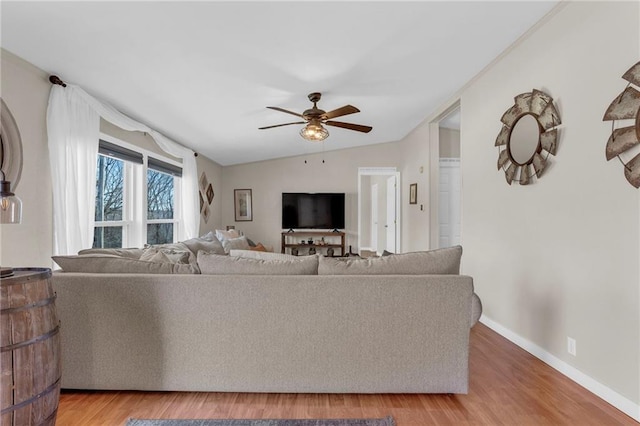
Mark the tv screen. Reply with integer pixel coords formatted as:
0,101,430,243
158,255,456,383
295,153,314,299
282,193,345,230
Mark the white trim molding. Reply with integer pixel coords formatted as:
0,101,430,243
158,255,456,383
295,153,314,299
480,315,640,422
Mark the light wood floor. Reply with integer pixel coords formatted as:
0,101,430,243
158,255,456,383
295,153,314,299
56,323,637,425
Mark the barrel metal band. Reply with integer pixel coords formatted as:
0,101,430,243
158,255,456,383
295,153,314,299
0,376,61,415
0,325,60,352
0,295,57,314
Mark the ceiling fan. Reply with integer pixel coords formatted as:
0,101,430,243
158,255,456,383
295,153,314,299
259,92,372,142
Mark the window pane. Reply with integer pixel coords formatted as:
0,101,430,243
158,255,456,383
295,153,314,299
93,226,123,248
147,223,173,245
147,169,174,220
95,155,124,221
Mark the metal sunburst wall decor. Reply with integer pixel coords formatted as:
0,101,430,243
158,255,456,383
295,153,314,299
495,89,561,185
602,61,640,188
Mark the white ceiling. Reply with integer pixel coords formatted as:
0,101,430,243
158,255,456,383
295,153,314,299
2,1,558,166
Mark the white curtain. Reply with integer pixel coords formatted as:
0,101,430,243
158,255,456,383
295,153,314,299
47,83,199,256
47,85,100,256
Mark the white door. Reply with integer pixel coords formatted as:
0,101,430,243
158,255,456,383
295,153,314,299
438,158,461,248
386,175,396,253
370,183,378,252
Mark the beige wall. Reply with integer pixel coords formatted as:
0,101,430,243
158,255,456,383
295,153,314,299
0,49,222,266
196,153,224,234
0,51,52,268
220,141,409,253
460,0,639,408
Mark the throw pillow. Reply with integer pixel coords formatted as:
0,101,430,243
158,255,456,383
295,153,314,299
199,231,215,241
317,246,463,275
215,229,240,241
52,254,199,274
249,243,267,252
221,236,250,254
198,252,319,275
181,235,225,256
144,242,197,264
139,247,191,264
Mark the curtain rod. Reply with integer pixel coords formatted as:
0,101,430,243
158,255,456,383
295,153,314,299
49,75,66,87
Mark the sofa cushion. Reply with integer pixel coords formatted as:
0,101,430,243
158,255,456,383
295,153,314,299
230,249,298,261
221,236,251,254
52,254,200,274
471,293,482,327
77,247,144,259
318,246,463,275
198,252,318,275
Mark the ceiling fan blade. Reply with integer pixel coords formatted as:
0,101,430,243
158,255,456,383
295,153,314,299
325,121,372,133
259,121,305,130
266,106,304,118
322,105,360,120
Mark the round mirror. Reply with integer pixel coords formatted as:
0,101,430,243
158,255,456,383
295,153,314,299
508,114,540,165
0,98,23,190
495,89,560,185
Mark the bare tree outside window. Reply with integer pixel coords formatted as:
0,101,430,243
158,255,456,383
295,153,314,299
93,156,124,248
92,152,178,248
147,169,174,245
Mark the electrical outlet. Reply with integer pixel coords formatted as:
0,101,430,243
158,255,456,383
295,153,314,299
567,337,577,356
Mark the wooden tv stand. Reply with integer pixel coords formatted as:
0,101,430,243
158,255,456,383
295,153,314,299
281,231,345,256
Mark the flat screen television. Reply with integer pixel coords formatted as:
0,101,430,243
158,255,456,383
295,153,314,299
282,193,345,230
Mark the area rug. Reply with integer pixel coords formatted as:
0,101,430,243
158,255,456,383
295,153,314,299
126,416,395,426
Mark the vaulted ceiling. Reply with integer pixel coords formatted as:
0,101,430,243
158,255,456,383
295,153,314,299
2,1,558,165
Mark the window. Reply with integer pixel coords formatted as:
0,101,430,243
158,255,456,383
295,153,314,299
93,137,181,248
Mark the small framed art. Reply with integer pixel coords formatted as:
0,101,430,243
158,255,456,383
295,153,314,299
409,183,417,205
234,189,253,221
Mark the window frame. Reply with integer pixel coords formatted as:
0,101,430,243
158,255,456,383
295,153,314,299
94,133,182,248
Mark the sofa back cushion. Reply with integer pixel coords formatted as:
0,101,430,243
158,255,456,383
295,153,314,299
52,254,200,274
229,250,298,261
318,246,462,275
198,252,319,275
77,247,144,259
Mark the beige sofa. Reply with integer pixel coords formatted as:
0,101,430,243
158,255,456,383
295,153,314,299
53,271,481,394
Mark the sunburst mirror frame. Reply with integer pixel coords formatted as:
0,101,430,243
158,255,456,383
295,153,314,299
495,89,561,185
602,61,640,188
0,97,23,191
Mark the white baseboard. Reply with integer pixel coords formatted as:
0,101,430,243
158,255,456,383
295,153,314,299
479,315,640,422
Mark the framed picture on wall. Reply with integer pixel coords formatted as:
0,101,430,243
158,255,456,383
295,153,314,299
234,189,253,221
409,183,417,204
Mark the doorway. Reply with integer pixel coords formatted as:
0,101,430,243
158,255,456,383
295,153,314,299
358,167,401,255
429,102,461,249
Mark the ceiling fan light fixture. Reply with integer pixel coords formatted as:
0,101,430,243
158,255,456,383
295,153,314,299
300,122,329,142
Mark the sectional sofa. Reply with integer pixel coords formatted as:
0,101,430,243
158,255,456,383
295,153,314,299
52,244,482,394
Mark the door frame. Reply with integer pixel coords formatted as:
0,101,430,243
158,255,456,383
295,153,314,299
358,167,401,255
428,100,460,249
